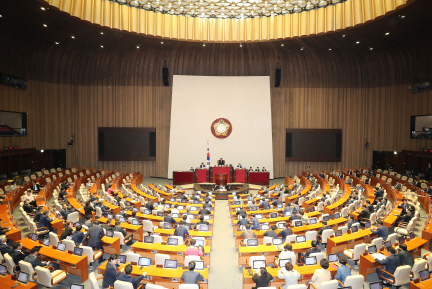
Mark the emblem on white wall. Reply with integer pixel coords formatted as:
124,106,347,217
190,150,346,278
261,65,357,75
211,118,232,139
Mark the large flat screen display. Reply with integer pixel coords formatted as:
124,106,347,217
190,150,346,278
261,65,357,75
286,129,342,162
98,127,156,161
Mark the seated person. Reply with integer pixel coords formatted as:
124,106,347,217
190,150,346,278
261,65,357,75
317,221,331,242
255,167,260,172
60,204,74,219
278,223,293,241
262,167,267,172
236,206,246,216
347,215,356,229
38,210,55,232
185,239,203,256
398,199,410,215
181,261,204,287
174,221,189,240
236,163,242,169
263,225,278,238
59,222,74,241
278,243,296,262
237,214,249,227
371,220,389,241
375,247,400,285
113,221,127,237
278,262,300,289
190,167,195,172
311,258,331,289
24,246,59,270
396,244,414,267
23,190,37,207
240,224,256,239
394,206,414,227
163,210,176,224
117,264,147,289
334,256,351,284
198,204,211,215
252,268,273,289
194,215,209,230
23,200,36,214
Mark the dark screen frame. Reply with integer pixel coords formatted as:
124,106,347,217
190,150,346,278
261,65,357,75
285,129,342,162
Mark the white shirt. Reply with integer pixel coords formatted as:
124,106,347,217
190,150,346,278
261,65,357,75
278,269,300,289
311,268,331,289
171,208,179,215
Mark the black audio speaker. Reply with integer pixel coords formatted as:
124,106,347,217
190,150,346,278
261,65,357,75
275,69,281,87
162,67,169,86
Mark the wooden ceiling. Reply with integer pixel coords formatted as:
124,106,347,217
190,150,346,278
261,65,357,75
0,0,431,54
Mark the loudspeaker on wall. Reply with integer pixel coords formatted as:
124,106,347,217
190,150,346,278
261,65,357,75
275,69,281,87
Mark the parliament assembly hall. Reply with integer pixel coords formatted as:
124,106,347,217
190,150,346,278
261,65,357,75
1,0,432,289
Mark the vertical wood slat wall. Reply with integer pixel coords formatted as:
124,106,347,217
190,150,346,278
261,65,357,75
0,30,431,178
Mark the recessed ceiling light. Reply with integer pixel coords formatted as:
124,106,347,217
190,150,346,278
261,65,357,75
100,45,104,48
369,47,373,50
55,42,60,45
0,15,3,17
41,7,46,10
100,32,104,35
203,43,206,46
300,47,304,50
342,34,345,37
329,48,332,51
356,41,360,44
161,41,164,44
240,44,242,47
399,15,405,18
385,32,390,35
71,36,75,39
136,45,140,49
43,24,47,27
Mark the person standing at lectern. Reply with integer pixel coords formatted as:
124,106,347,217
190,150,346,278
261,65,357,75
217,158,225,166
200,162,206,169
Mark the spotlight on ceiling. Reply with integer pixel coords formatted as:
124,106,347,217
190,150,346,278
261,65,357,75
41,7,46,10
385,32,390,35
356,41,360,44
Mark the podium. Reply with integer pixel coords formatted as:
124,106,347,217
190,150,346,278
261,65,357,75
215,174,228,186
209,166,234,183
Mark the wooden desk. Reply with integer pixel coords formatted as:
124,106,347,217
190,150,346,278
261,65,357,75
0,204,21,242
0,274,37,289
35,200,64,236
98,262,209,289
238,241,312,267
20,238,89,282
131,241,211,265
242,265,337,289
410,278,432,289
359,237,429,277
383,204,402,228
102,236,121,254
153,228,212,246
327,228,375,254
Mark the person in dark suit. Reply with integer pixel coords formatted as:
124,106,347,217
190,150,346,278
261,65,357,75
398,199,410,216
263,225,278,238
23,200,36,214
375,247,401,285
198,205,211,215
371,221,389,240
10,242,26,269
236,206,246,216
366,200,374,214
23,245,59,270
394,206,414,227
59,222,74,241
199,162,206,169
117,264,147,289
38,210,54,232
145,201,154,211
103,254,122,289
237,214,250,226
347,215,356,229
396,244,414,267
0,235,12,256
31,182,41,192
194,215,209,230
357,205,370,223
164,210,176,224
72,225,85,246
60,204,74,219
83,200,93,220
81,220,105,251
33,206,44,223
217,158,225,166
252,267,273,289
174,221,189,240
236,163,242,169
278,223,293,241
305,241,321,257
113,221,127,237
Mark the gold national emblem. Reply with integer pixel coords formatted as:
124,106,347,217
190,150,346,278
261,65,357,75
213,119,230,136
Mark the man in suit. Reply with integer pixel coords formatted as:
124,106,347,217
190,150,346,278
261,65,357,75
396,244,414,267
117,264,147,289
72,225,85,246
10,242,26,269
357,205,370,223
264,225,278,238
398,199,410,216
217,158,225,166
199,162,206,169
164,210,176,225
236,206,247,216
237,214,250,227
278,223,293,241
236,163,242,169
198,204,211,215
102,254,122,289
145,201,154,211
240,224,256,239
371,221,389,240
33,206,44,223
181,261,204,287
289,211,301,222
81,220,105,252
60,204,74,219
305,241,321,257
375,247,401,285
23,200,36,214
194,215,209,230
260,198,270,210
113,221,127,237
31,182,41,192
38,210,54,232
248,167,254,172
23,245,59,270
0,235,12,256
394,206,414,227
366,200,374,213
251,214,260,230
174,221,189,240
